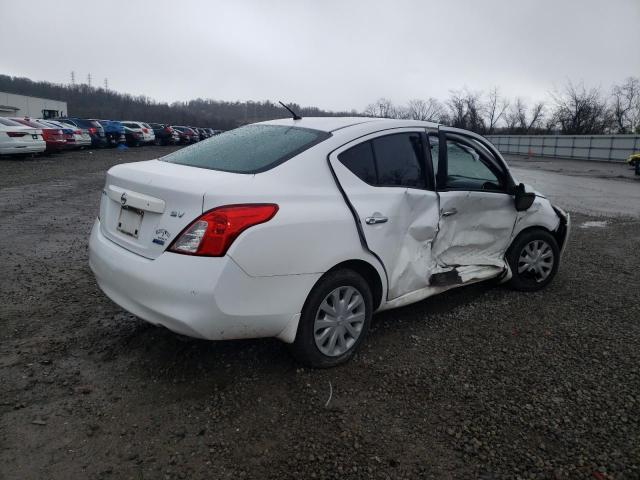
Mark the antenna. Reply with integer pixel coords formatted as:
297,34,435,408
87,73,92,88
279,101,302,120
70,71,76,85
104,78,108,90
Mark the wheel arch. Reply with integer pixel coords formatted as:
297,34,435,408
325,259,385,311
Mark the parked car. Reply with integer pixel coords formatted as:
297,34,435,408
149,123,180,145
172,126,199,143
10,117,67,152
39,119,92,149
0,117,46,156
95,120,126,147
56,117,106,148
196,128,208,141
89,117,571,367
122,125,145,147
121,121,155,144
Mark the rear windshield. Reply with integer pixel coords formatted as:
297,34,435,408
0,117,23,126
162,124,330,173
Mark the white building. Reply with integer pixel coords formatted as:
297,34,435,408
0,92,68,119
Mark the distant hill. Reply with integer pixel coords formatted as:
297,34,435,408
0,74,354,129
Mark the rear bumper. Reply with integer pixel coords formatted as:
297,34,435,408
0,142,46,155
89,219,318,341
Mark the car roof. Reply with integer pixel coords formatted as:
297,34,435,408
259,116,440,132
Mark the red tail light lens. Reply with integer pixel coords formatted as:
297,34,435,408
88,127,97,135
168,204,278,257
7,132,27,137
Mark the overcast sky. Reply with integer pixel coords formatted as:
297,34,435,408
1,0,638,111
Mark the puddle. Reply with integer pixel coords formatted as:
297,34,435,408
579,221,608,229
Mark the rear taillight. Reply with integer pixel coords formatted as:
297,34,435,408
74,130,81,135
7,132,27,137
142,128,148,133
168,204,278,257
164,127,171,133
88,127,97,135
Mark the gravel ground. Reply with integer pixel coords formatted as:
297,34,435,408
1,147,639,479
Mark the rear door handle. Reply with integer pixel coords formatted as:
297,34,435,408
441,208,458,217
365,215,388,225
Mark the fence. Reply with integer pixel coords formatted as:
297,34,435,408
486,135,640,163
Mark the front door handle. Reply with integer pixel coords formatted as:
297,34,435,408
441,208,458,217
365,215,388,225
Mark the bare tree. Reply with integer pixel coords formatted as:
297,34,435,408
446,89,467,128
549,81,613,134
364,98,398,118
445,89,485,133
611,77,640,133
503,97,545,133
405,98,445,122
484,87,509,134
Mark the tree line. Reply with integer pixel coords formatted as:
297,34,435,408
364,77,640,135
0,74,354,129
1,74,638,135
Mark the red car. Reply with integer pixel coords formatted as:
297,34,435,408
11,117,67,152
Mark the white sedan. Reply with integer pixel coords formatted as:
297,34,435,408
121,121,156,144
0,117,46,156
89,117,570,367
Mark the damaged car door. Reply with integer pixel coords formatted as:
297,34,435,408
430,128,518,281
329,129,440,300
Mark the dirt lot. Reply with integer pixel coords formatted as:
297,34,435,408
1,147,639,480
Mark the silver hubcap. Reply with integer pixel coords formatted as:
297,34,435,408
518,239,554,282
314,286,365,357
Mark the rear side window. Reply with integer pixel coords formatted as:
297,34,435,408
338,133,427,189
372,134,425,188
162,124,330,174
338,142,377,184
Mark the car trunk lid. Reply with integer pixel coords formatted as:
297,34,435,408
99,159,255,259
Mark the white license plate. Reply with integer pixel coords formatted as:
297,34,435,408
117,207,144,238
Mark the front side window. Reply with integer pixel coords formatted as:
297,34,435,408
163,124,330,174
444,139,502,191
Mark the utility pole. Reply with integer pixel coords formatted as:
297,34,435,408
87,73,92,88
104,78,108,91
70,71,76,86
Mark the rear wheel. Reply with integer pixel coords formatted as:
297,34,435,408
507,229,559,291
289,269,372,368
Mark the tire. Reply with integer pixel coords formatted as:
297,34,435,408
506,229,560,291
289,269,373,368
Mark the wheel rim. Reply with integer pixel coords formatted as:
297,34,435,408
314,286,365,357
517,239,555,282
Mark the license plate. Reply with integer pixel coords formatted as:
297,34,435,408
32,134,38,139
117,207,144,238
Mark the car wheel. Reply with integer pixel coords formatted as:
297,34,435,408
290,269,372,368
507,229,560,291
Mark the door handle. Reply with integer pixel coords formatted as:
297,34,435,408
441,208,458,217
365,215,388,225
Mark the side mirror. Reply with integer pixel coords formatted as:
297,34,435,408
513,183,536,211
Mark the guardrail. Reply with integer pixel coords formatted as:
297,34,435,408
486,135,640,162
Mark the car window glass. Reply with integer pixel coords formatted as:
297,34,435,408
338,141,376,184
163,124,330,174
372,133,425,188
428,134,439,176
445,140,502,190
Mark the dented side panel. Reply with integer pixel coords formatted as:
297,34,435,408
432,190,518,268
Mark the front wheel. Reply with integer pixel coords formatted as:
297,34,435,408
506,229,560,291
289,269,372,368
